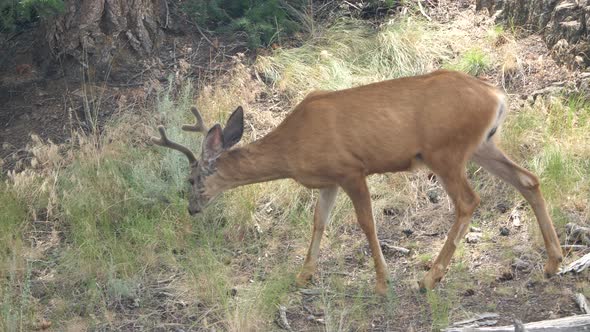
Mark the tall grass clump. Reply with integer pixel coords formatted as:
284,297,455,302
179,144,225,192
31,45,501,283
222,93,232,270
0,183,32,331
0,68,264,328
501,95,590,232
255,18,452,102
448,47,491,76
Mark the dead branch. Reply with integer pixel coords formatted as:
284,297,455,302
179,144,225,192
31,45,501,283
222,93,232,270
381,242,411,255
444,314,590,331
277,305,292,331
416,0,432,21
299,288,322,296
450,313,499,328
562,244,589,251
559,252,590,275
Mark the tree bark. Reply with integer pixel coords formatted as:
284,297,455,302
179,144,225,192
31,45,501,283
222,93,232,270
45,0,166,80
476,0,590,68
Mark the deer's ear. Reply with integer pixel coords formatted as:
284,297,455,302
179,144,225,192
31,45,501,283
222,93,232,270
223,106,244,149
203,124,224,161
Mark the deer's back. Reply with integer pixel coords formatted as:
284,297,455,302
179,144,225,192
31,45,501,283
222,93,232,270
277,70,503,183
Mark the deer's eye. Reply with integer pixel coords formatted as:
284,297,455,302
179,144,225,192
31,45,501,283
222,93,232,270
188,178,195,185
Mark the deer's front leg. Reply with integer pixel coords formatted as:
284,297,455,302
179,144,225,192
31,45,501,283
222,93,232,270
342,177,389,296
296,186,339,286
419,169,480,291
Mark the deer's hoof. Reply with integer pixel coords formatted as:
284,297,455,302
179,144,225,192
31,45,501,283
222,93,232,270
544,257,563,277
295,273,313,287
375,281,389,296
419,272,442,293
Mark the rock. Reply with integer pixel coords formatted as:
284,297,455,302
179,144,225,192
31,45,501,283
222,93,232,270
383,207,400,216
463,288,476,296
496,202,509,213
466,232,482,244
427,190,440,203
498,270,514,281
499,226,510,236
512,258,532,272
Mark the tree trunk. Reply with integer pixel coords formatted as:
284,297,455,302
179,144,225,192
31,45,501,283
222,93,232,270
476,0,590,69
45,0,166,81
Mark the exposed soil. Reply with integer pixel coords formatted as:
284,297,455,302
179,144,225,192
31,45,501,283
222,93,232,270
0,9,241,172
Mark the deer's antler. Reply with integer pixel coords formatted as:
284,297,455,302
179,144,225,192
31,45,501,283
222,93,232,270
151,126,197,164
182,107,208,133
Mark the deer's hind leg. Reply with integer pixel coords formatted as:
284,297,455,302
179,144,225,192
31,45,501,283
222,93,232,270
296,186,339,286
472,140,562,275
419,155,480,291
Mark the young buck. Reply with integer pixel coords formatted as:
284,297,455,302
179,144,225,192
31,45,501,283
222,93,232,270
152,70,563,295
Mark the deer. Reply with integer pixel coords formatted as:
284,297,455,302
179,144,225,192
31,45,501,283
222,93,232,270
151,69,563,295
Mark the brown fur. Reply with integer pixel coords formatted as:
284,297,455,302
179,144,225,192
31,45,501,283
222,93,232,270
154,70,563,295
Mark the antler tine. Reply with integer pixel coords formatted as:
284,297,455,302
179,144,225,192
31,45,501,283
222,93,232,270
181,107,208,133
151,125,197,164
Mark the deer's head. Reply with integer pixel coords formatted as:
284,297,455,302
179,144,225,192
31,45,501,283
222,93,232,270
152,106,244,215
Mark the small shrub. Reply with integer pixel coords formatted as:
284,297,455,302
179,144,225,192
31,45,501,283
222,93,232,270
182,0,305,48
0,0,64,32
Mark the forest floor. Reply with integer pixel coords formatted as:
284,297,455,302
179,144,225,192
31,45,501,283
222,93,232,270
1,1,589,331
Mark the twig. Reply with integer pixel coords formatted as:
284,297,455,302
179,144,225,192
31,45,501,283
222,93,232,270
164,0,169,29
156,274,178,284
277,305,292,331
562,244,589,251
451,313,499,327
416,0,432,21
343,1,361,10
300,288,322,296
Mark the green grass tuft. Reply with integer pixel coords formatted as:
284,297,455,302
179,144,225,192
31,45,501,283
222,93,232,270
450,48,491,76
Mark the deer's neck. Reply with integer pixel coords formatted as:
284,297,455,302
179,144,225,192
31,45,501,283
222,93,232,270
211,133,290,192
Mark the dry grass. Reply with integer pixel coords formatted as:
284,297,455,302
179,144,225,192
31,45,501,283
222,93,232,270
1,8,590,332
255,17,453,103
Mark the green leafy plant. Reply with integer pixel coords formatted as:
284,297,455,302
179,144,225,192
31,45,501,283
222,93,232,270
448,47,491,76
0,0,64,32
182,0,304,48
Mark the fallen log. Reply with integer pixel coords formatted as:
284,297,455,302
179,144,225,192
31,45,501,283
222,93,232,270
444,314,590,331
559,252,590,275
450,313,499,328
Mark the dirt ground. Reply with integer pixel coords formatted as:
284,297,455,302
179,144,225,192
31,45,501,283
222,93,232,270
0,13,240,172
2,1,589,331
